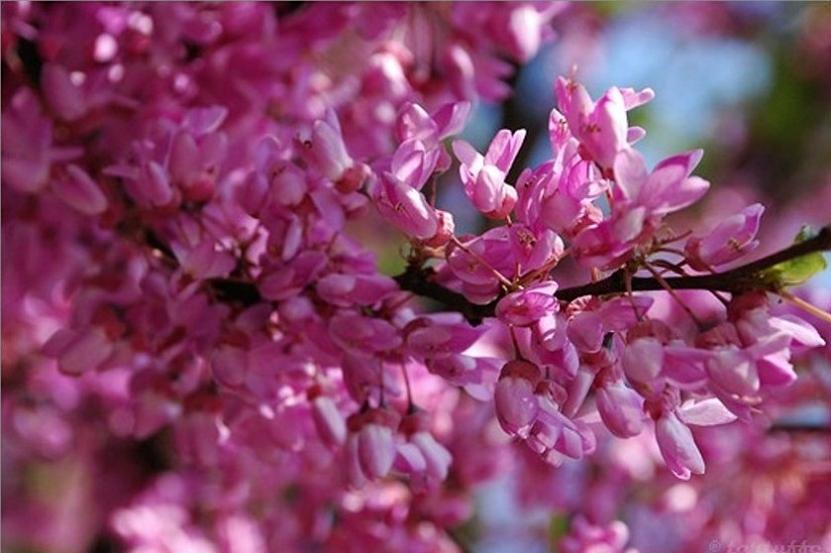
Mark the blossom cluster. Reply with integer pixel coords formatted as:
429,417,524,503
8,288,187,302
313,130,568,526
2,3,828,553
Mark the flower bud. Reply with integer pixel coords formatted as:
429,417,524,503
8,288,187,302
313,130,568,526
494,360,541,436
358,423,395,479
623,337,664,384
311,396,346,448
596,381,644,438
655,411,705,480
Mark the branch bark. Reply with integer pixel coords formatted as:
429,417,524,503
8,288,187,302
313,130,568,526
394,224,831,324
204,224,830,320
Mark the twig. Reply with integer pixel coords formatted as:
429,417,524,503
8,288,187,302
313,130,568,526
393,224,831,324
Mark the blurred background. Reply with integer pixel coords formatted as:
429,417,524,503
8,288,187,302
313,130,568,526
447,2,831,234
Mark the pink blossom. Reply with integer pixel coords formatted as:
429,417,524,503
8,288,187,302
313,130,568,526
2,90,78,193
685,203,765,270
394,101,471,184
623,337,665,384
495,282,559,327
613,148,710,216
42,63,88,122
555,76,654,169
655,410,705,480
328,312,403,355
358,423,395,479
572,148,710,268
404,313,483,358
596,380,645,438
568,310,605,353
371,173,439,240
3,5,830,551
494,360,542,436
409,430,453,483
527,395,596,463
561,517,633,553
453,129,526,219
304,108,355,183
316,273,398,307
168,123,228,202
52,164,109,215
43,327,114,376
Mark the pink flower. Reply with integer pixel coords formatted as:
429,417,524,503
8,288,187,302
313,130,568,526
316,273,398,307
613,148,710,216
173,230,236,281
43,327,114,376
210,345,247,389
561,517,632,553
655,410,705,480
394,101,471,185
706,345,761,397
571,148,710,268
346,409,400,483
359,427,395,479
685,203,765,270
570,205,650,269
494,360,542,436
42,63,88,122
555,76,654,169
596,380,645,438
518,156,604,235
311,395,346,448
52,164,109,215
495,282,559,327
168,112,228,203
259,251,327,300
651,397,734,480
504,6,544,62
677,398,737,427
446,229,514,286
527,395,595,463
508,224,565,270
2,89,77,193
453,129,525,219
425,355,501,400
371,173,439,240
567,311,605,353
305,108,354,183
623,337,665,384
328,312,403,355
396,412,453,486
404,313,483,358
410,431,453,482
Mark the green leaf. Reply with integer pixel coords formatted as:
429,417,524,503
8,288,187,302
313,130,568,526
762,226,828,287
548,514,570,552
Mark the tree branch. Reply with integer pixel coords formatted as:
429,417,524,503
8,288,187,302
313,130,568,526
204,224,830,320
392,266,495,323
394,224,831,324
557,224,831,300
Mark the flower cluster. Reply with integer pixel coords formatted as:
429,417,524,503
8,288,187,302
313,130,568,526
2,3,828,553
380,75,824,484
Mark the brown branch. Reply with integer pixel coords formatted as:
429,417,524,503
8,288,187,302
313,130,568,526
768,423,831,434
558,224,831,301
392,266,495,324
394,224,831,324
203,224,830,319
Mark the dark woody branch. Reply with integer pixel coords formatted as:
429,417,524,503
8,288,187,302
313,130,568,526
204,224,830,320
394,224,831,324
